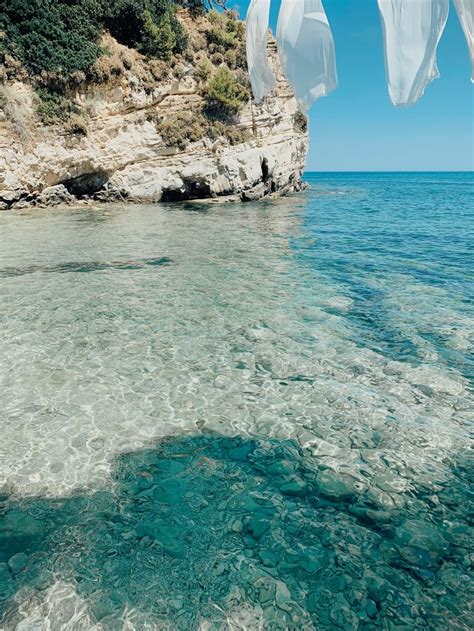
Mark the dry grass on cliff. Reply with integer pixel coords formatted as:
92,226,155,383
147,106,251,151
88,34,171,87
0,84,31,142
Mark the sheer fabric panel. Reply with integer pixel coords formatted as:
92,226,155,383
377,0,449,106
453,0,474,81
246,0,277,102
276,0,338,111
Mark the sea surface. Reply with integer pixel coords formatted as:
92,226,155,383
0,172,472,629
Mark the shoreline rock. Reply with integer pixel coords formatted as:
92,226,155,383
0,42,308,210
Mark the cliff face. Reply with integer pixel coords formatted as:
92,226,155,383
0,32,307,209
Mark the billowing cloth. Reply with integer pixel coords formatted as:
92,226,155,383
276,0,338,111
246,0,276,102
377,0,449,106
454,0,474,81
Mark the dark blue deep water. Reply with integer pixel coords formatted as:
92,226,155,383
0,172,472,629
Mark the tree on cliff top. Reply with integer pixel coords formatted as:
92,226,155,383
0,0,197,79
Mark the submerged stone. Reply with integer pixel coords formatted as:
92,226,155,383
314,470,354,501
135,521,185,558
266,460,298,477
279,478,307,497
274,580,292,612
0,562,14,600
8,553,28,575
365,598,378,618
0,510,44,561
259,549,278,567
394,519,449,568
364,571,390,604
152,478,187,505
228,443,255,462
246,514,272,540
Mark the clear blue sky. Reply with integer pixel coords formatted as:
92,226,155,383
229,0,473,171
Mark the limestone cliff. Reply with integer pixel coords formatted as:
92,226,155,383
0,13,307,210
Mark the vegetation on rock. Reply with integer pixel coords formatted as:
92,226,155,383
0,0,190,79
150,110,207,150
148,106,250,150
36,88,82,125
204,65,249,115
0,0,253,148
293,111,308,134
0,83,30,141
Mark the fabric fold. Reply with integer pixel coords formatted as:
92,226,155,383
453,0,474,81
276,0,338,112
246,0,277,103
377,0,449,106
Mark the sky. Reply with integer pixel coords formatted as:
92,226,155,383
229,0,473,172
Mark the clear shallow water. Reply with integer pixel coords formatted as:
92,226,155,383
0,173,472,629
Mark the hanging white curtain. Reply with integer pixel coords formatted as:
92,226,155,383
377,0,449,106
246,0,277,103
453,0,474,81
276,0,338,112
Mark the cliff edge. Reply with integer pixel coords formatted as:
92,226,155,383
0,8,307,209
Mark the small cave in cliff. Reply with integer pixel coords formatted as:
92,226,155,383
60,172,109,198
161,179,212,202
261,157,270,182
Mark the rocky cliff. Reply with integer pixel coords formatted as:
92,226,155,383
0,12,307,210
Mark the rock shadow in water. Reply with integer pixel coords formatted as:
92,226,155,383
0,434,471,629
0,257,172,278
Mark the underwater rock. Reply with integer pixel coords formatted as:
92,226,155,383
314,470,354,501
254,575,276,606
274,580,292,612
245,513,272,540
228,442,255,462
0,562,14,600
152,478,187,505
394,519,449,568
8,552,28,575
279,478,307,497
364,570,391,604
0,509,44,561
135,520,185,559
266,459,298,477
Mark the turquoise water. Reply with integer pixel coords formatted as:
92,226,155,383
0,173,472,628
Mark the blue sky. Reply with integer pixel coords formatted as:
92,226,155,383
229,0,473,171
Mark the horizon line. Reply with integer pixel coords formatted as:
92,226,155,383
304,170,474,174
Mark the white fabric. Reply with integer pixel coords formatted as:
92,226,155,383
377,0,449,106
276,0,338,111
454,0,474,81
246,0,277,102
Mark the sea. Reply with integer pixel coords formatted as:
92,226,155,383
0,172,472,629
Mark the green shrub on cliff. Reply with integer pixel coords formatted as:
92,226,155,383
149,107,250,149
152,110,207,149
105,1,187,61
36,88,82,125
0,0,188,82
205,65,249,115
0,0,102,76
207,9,244,50
196,55,214,81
